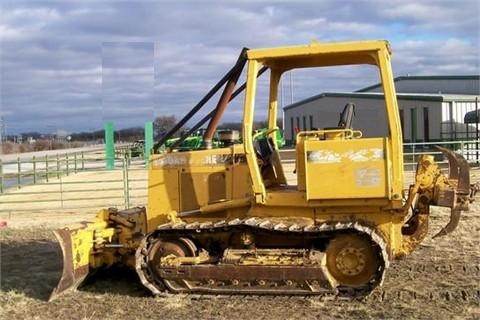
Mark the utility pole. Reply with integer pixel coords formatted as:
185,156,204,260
0,116,3,154
0,116,5,143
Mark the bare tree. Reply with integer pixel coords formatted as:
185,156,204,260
154,115,178,138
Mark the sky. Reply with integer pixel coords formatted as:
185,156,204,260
0,0,479,135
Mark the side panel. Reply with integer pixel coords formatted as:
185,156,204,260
303,138,390,200
147,161,180,231
180,171,227,211
147,148,251,230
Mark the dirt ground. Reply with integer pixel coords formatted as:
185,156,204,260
0,168,479,319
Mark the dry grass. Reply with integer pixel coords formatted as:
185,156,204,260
0,168,479,319
1,216,479,319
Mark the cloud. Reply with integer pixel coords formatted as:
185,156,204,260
393,38,479,75
0,1,479,135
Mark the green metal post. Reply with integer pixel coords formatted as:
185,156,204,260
144,121,154,166
105,121,115,170
33,156,36,184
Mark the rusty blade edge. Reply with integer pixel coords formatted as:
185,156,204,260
436,146,459,180
49,228,89,301
432,208,462,239
436,146,470,193
452,152,471,194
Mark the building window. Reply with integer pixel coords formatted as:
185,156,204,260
309,115,313,130
302,116,306,130
296,117,300,132
399,109,405,138
410,108,417,143
423,107,429,142
290,117,294,142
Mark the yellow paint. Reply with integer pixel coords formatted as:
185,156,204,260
142,40,413,256
57,40,467,285
301,137,389,200
69,218,111,269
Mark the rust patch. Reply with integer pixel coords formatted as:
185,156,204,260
49,228,89,301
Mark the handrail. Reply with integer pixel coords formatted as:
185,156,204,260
296,129,363,141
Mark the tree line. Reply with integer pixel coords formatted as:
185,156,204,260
5,115,281,144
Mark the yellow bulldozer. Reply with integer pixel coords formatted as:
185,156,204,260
50,40,476,300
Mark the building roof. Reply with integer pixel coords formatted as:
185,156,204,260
356,75,480,93
283,92,479,111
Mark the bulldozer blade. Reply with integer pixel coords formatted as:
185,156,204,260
49,227,91,301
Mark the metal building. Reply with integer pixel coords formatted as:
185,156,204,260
357,75,480,95
283,75,480,145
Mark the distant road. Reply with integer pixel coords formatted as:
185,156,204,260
0,145,106,162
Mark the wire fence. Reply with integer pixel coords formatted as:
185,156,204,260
402,140,479,170
0,149,147,212
0,146,139,192
279,140,480,168
0,140,478,213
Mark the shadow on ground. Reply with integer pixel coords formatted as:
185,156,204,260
1,240,61,300
0,239,149,301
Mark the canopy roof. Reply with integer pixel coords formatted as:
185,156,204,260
247,40,390,70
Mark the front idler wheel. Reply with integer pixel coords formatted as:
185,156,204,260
147,237,197,285
326,234,379,287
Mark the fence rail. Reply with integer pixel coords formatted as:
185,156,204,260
0,147,141,193
402,140,479,170
0,155,147,212
0,140,478,213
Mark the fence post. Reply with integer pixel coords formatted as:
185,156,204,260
122,155,130,209
144,121,153,166
45,155,49,182
59,175,64,209
17,156,21,188
66,153,69,176
411,144,416,171
0,159,3,193
56,154,60,179
74,152,77,173
105,121,115,170
33,155,36,184
81,151,85,170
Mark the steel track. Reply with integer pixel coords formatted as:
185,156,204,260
135,218,389,299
